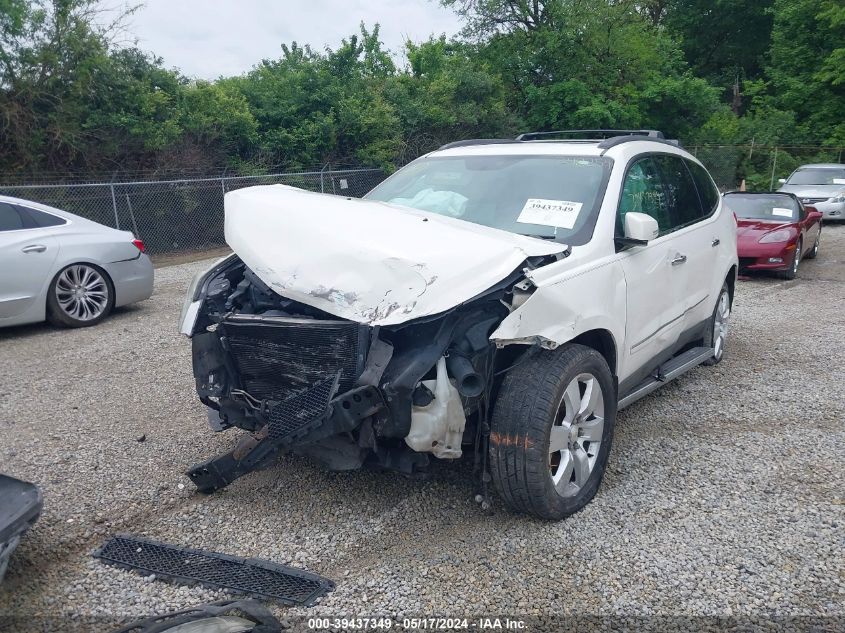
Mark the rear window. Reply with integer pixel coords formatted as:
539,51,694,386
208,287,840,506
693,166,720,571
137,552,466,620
686,160,721,213
723,194,799,221
16,205,67,228
653,154,704,228
0,202,25,231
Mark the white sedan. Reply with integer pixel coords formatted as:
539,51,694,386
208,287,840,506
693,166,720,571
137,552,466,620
0,195,154,328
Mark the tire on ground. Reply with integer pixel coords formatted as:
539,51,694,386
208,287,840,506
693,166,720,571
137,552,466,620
46,263,115,328
703,281,731,366
489,343,616,520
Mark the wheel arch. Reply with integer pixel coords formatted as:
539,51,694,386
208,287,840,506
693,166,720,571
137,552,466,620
725,265,737,307
569,328,617,376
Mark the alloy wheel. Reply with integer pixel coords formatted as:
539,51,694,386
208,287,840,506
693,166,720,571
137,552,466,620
712,290,730,360
548,373,605,497
55,264,109,322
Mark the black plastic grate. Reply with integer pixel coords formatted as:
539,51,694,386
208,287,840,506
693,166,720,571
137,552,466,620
224,317,366,401
267,373,339,441
94,535,334,606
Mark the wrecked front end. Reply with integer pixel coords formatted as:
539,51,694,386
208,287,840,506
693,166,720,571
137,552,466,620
180,253,552,492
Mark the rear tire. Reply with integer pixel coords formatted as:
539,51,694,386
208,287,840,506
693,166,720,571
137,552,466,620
489,344,616,520
703,283,731,366
46,263,115,328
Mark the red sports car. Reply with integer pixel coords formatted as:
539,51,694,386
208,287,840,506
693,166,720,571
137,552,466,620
723,192,822,279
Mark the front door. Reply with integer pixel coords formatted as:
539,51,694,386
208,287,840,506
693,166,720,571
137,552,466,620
616,156,687,380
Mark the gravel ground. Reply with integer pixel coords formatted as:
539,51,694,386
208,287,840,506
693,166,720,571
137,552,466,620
1,226,843,632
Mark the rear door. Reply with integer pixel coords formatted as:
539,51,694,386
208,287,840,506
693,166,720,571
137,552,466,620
652,155,715,333
617,156,688,377
0,202,61,318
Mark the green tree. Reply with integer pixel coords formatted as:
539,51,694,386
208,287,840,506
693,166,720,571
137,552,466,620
385,37,515,161
662,0,774,110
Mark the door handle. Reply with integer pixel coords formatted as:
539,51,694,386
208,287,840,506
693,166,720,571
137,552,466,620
22,244,47,253
671,253,687,266
711,238,720,247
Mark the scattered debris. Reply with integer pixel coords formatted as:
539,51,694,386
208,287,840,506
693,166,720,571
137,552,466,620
0,474,43,583
110,599,282,633
93,535,334,606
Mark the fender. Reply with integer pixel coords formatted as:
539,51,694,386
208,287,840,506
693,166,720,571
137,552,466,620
490,257,626,366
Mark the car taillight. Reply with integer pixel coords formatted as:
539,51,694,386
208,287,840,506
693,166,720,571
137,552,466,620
132,238,145,253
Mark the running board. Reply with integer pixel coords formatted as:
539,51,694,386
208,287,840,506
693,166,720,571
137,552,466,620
618,346,714,410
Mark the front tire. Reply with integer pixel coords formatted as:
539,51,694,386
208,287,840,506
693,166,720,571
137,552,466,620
782,238,801,280
489,344,616,520
47,263,115,328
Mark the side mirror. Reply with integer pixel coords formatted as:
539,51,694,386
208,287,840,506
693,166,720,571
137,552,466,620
778,178,787,184
623,212,659,243
805,206,822,220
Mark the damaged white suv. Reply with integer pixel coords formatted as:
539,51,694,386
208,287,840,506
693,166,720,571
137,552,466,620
179,130,737,520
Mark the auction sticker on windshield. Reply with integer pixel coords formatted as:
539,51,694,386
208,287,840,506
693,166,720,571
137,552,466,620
517,199,583,229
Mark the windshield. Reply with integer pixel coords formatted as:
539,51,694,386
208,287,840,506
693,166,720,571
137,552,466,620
365,155,613,245
724,194,799,221
787,168,845,186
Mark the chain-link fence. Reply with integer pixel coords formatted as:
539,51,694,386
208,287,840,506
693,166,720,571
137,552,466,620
688,144,845,192
0,167,387,256
2,145,843,256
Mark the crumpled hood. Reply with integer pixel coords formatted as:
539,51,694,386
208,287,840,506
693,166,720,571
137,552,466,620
224,185,567,326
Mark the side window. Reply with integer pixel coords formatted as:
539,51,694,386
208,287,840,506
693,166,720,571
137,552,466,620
654,154,702,229
618,157,671,235
0,202,26,231
16,205,67,228
686,159,720,216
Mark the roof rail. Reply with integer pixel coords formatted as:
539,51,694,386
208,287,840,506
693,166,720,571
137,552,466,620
597,135,681,152
438,138,520,150
515,129,665,141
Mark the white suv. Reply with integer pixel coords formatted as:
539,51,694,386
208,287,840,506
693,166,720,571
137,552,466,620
180,130,738,520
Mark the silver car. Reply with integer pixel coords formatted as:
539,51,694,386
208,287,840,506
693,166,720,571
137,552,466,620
778,163,845,220
0,195,154,328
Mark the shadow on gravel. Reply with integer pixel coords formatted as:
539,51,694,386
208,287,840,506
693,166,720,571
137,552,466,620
0,303,149,343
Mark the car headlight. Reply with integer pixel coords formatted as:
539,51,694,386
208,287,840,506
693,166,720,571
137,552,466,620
830,195,845,203
759,229,793,244
178,254,238,336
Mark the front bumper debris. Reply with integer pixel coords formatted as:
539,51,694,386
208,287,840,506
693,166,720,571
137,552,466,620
0,474,43,583
110,599,282,633
187,381,386,492
94,534,335,606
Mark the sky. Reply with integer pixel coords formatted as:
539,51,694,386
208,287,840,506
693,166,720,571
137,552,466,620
112,0,463,80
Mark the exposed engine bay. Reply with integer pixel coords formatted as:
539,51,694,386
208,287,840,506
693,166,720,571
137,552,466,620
185,252,558,492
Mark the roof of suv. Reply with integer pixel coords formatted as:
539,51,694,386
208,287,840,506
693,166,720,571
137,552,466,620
428,130,683,159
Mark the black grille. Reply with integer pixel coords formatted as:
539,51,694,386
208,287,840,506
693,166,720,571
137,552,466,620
268,373,339,441
94,535,334,606
223,316,366,401
802,197,827,205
